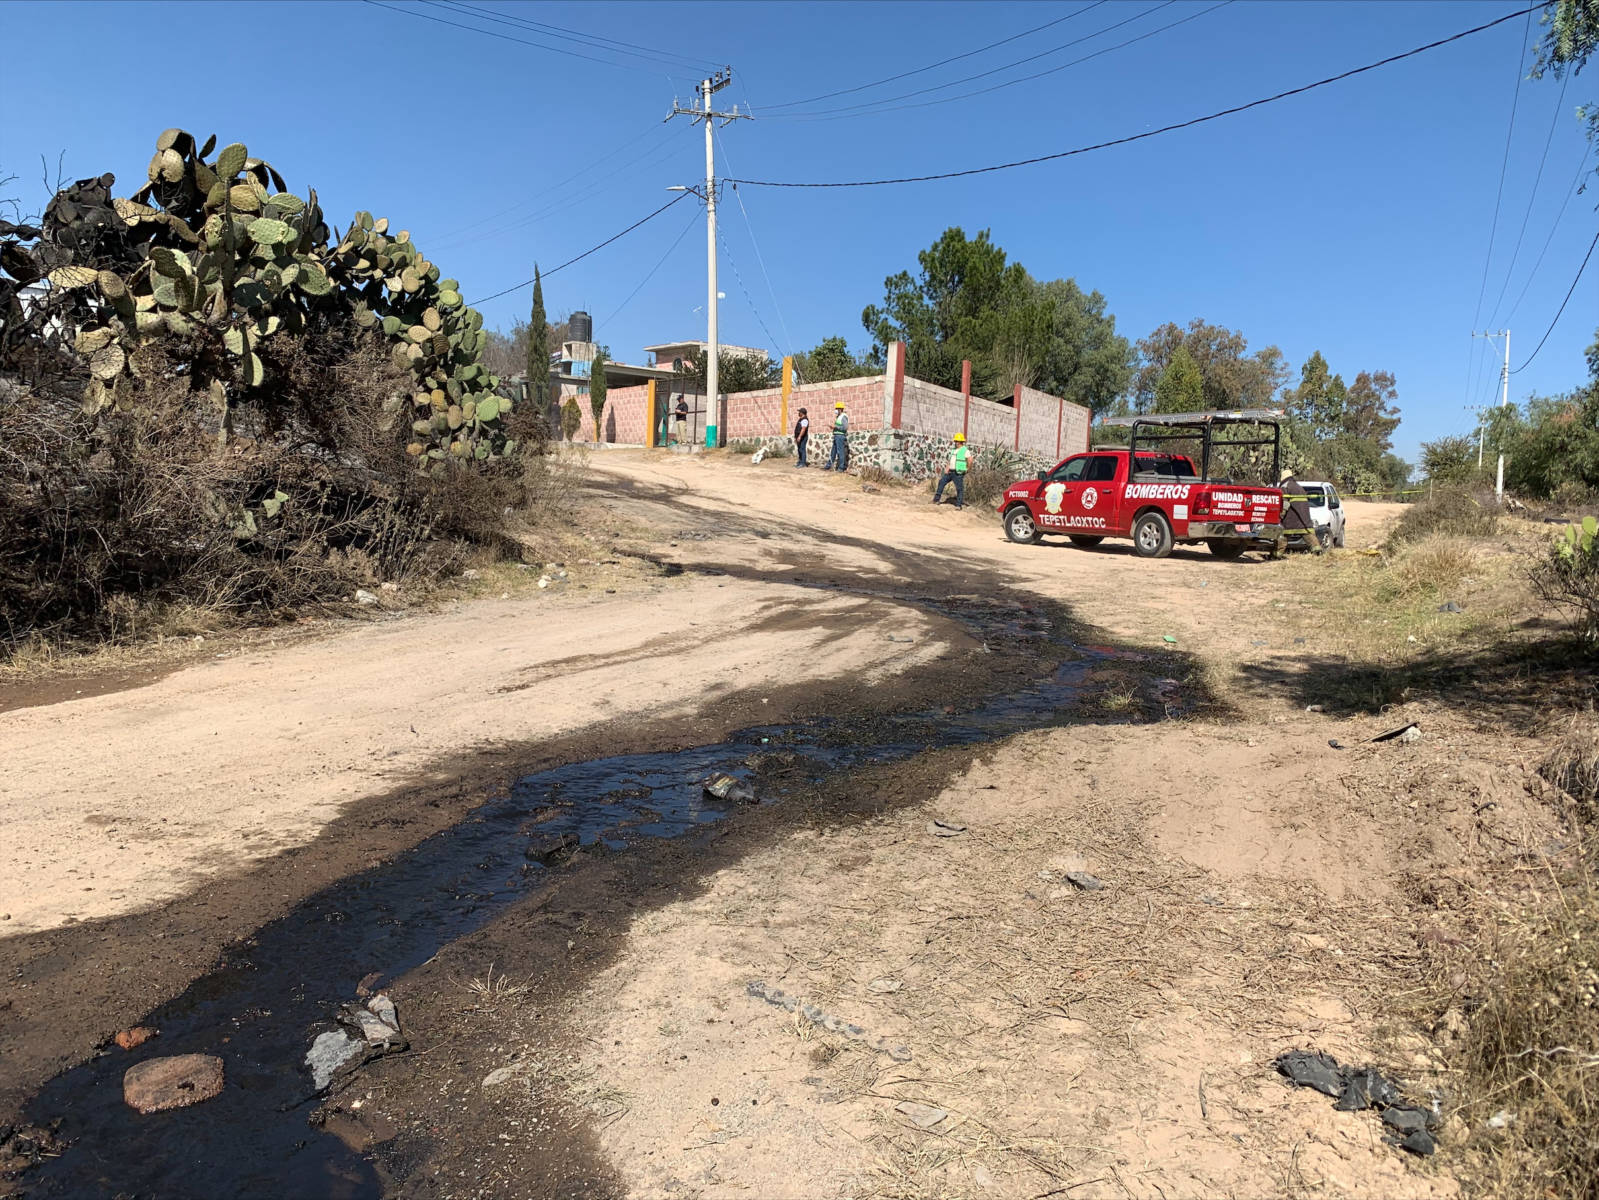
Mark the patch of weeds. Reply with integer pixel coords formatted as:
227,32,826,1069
1388,488,1499,547
1451,849,1599,1200
1542,710,1599,822
857,464,903,488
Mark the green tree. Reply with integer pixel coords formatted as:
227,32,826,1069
1031,277,1135,415
1284,351,1347,441
861,227,1129,406
796,336,875,383
561,396,581,441
1132,319,1289,413
527,266,549,413
1420,436,1481,486
1152,344,1205,413
862,227,1050,395
1533,0,1599,186
1483,333,1599,498
675,346,781,393
587,349,608,442
1344,370,1401,450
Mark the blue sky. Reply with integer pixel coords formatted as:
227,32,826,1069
3,0,1594,462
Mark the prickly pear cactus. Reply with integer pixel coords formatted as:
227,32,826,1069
328,214,514,469
1557,515,1599,563
33,129,510,472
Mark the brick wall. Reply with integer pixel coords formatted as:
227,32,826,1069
724,376,887,440
574,383,652,444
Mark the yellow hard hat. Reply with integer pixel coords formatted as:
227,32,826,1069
953,432,966,442
834,400,846,409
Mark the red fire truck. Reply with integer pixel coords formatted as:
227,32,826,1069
995,410,1287,559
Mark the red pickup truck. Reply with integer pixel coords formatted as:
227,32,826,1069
995,411,1286,559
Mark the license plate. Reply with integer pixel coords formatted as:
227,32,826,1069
1236,524,1252,533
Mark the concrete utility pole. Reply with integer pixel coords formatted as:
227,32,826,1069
1472,329,1511,502
668,69,749,450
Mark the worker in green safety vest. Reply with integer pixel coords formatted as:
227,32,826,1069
932,432,970,509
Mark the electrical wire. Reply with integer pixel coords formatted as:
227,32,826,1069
717,220,783,360
716,127,794,358
765,1,1178,120
466,192,692,306
726,4,1543,187
363,0,666,71
430,125,667,249
436,134,684,251
759,2,1109,111
431,0,717,73
776,1,1232,122
603,207,700,326
1505,144,1593,323
1467,7,1533,407
1486,71,1573,326
1510,227,1598,374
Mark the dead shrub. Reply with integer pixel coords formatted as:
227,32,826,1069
1388,536,1478,598
1,323,541,655
1530,522,1599,647
959,466,1010,510
856,464,902,487
1389,488,1499,547
1542,710,1599,821
1453,854,1599,1200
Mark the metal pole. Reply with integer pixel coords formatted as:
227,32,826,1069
1495,329,1509,503
703,77,719,450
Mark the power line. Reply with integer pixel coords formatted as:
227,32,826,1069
430,125,667,249
1486,72,1571,327
780,0,1233,122
727,4,1543,187
466,192,692,306
603,207,700,326
759,2,1109,111
716,127,794,358
1510,227,1598,374
1505,144,1593,323
431,0,717,73
765,1,1179,120
436,134,684,251
717,220,783,360
363,0,668,71
1468,8,1533,407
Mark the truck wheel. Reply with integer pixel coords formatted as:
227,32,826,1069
1003,506,1041,545
1334,530,1346,549
1132,511,1173,559
1068,535,1104,547
1206,539,1245,560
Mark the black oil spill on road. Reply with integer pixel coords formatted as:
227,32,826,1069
17,593,1106,1199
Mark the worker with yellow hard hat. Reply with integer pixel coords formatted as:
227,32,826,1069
823,398,850,472
932,431,970,509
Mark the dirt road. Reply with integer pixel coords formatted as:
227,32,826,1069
3,451,1545,1199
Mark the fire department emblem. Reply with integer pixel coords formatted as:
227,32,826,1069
1081,487,1098,510
1043,482,1066,514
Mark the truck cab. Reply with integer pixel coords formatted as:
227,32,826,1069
996,410,1288,559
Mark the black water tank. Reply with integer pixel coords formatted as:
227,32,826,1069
569,310,593,343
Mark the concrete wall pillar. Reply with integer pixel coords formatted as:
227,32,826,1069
961,360,972,439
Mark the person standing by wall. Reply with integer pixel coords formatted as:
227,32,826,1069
792,407,810,468
673,395,688,446
932,432,970,508
822,400,849,472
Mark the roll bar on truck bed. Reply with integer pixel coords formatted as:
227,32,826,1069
1097,408,1285,484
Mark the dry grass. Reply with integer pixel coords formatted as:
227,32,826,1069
1544,711,1599,822
1450,848,1599,1200
857,464,904,488
1387,536,1480,599
461,964,531,1009
1388,488,1500,546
